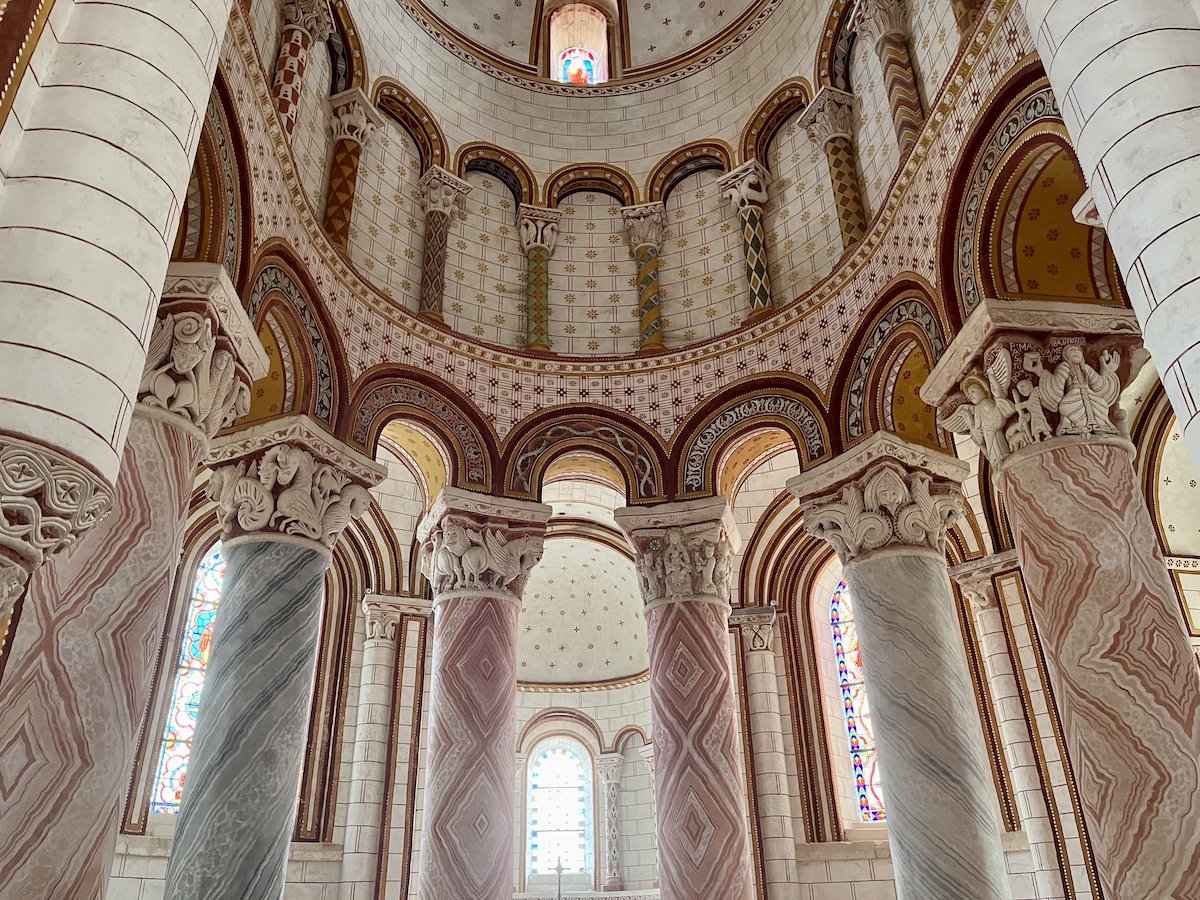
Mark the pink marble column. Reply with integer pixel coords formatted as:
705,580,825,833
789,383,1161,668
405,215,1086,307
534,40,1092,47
615,498,754,900
925,298,1200,898
415,488,551,900
271,0,333,142
0,264,267,899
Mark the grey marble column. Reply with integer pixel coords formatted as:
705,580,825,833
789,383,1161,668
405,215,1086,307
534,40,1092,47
788,433,1010,900
163,416,385,900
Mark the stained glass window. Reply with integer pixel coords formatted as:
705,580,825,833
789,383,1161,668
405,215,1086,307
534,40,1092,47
831,581,886,822
550,4,608,85
527,738,594,877
150,543,225,814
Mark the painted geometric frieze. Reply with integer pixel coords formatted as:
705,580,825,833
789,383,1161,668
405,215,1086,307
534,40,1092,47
205,414,386,551
788,431,967,565
922,299,1146,468
417,486,552,600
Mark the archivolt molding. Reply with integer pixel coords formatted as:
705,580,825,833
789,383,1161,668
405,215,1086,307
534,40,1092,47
740,77,813,165
645,140,734,202
455,142,538,206
373,77,448,173
544,162,638,207
329,0,367,92
814,0,856,92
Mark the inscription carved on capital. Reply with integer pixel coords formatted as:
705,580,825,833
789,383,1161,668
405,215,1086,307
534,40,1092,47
419,166,472,217
804,87,856,145
517,204,563,254
283,0,334,39
620,202,666,251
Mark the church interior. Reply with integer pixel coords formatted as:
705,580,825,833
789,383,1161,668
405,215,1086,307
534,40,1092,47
1,0,1198,898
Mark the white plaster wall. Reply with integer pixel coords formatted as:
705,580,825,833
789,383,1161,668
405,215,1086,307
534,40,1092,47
763,111,841,299
249,0,283,73
295,41,335,213
849,39,901,221
347,118,424,310
659,169,749,345
906,0,960,113
370,446,426,585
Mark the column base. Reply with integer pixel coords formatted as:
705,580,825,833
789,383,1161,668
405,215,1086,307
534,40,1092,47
419,309,445,324
741,307,774,328
603,876,624,891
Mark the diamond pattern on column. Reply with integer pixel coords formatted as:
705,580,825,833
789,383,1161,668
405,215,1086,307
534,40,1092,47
739,206,772,314
323,139,362,247
676,786,719,867
826,135,868,249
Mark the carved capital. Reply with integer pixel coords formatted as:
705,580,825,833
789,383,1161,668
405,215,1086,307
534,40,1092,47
717,159,771,214
361,592,419,641
329,88,383,147
851,0,908,47
615,497,740,610
1072,188,1103,229
921,300,1147,469
620,202,666,252
639,744,655,778
948,551,1019,615
517,204,563,255
803,87,856,145
143,264,269,444
788,432,967,565
418,165,472,218
730,605,778,652
283,0,334,40
416,487,552,602
597,752,624,786
206,415,386,556
0,436,113,597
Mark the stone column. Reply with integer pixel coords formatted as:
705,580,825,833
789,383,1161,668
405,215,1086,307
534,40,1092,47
162,415,386,900
924,298,1200,899
597,752,625,892
950,552,1065,900
620,202,667,351
803,87,868,250
614,498,754,900
1017,3,1200,476
717,160,774,323
415,488,552,900
0,264,266,899
730,606,800,900
787,432,1011,900
0,0,237,599
272,0,334,142
639,743,660,887
850,0,924,156
518,204,563,352
416,166,472,322
324,88,383,249
340,593,428,900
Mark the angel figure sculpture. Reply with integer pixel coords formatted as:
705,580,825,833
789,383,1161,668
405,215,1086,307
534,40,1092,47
938,356,1018,465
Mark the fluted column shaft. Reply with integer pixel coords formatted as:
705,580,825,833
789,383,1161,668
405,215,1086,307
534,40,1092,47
1017,2,1200,480
621,202,667,350
163,416,385,900
718,161,773,321
731,607,800,900
518,204,563,352
789,433,1011,900
324,89,382,248
924,299,1200,899
804,88,868,250
851,0,924,156
271,0,333,142
597,753,625,891
0,265,266,900
616,498,754,900
415,488,551,900
417,167,472,322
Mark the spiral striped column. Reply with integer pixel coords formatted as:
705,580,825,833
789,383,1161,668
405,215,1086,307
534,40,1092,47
323,89,381,248
518,204,563,352
717,160,774,321
417,167,471,321
851,0,925,157
621,202,667,350
804,88,868,251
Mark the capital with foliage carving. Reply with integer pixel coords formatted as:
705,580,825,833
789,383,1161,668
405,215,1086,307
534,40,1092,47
283,0,334,40
803,87,856,145
205,415,386,557
143,263,269,445
851,0,908,47
620,202,666,252
419,165,472,218
948,551,1019,615
729,605,778,652
517,204,563,255
330,88,383,146
921,299,1147,469
788,432,967,565
597,752,624,786
717,159,771,214
361,592,424,641
615,497,740,611
416,487,552,603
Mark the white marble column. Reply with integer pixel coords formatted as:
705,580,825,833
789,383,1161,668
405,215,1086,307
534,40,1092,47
340,593,428,900
597,752,625,892
788,432,1011,900
730,606,800,900
163,416,386,900
950,553,1065,900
